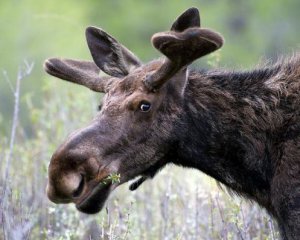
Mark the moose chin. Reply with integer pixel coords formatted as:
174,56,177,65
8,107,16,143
44,7,300,240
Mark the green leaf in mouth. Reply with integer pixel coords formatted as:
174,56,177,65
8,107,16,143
100,173,121,185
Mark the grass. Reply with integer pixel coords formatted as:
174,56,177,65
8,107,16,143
0,63,280,240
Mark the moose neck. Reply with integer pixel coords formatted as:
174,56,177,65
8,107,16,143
174,69,282,211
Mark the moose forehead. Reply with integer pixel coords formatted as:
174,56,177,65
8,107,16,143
108,60,163,94
99,60,164,115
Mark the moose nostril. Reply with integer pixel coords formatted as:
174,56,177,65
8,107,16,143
72,174,85,198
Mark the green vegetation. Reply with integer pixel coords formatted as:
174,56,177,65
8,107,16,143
102,173,121,185
1,0,299,239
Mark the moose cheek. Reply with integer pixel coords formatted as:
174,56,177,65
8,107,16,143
84,158,100,176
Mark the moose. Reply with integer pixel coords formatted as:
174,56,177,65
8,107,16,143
44,8,300,239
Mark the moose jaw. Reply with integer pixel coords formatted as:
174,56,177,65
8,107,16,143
44,8,300,240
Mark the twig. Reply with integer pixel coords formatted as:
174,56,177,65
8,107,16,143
215,193,227,239
268,216,276,240
195,186,200,239
2,70,14,94
234,213,245,240
3,61,34,190
1,61,34,240
122,202,133,240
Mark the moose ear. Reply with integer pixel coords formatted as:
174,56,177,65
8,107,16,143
144,28,224,91
86,27,141,78
44,58,111,92
171,7,200,32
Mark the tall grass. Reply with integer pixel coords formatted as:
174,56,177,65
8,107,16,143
0,64,279,240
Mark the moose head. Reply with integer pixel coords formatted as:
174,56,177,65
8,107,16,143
44,8,223,214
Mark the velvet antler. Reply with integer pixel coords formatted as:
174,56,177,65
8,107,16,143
144,7,224,92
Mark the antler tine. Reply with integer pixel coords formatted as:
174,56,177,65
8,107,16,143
143,8,201,92
143,8,223,92
144,30,223,92
44,58,113,93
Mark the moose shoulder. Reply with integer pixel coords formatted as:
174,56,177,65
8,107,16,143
44,8,300,240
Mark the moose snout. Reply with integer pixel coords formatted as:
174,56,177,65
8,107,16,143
47,148,89,204
46,125,104,204
47,149,102,204
47,172,84,203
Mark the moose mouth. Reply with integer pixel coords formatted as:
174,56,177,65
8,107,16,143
74,173,146,214
75,177,115,214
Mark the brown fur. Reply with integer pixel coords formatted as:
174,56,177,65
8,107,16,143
44,8,300,240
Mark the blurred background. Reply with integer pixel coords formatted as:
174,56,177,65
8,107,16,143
0,0,299,239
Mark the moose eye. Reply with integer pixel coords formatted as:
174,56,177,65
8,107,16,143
139,101,151,112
